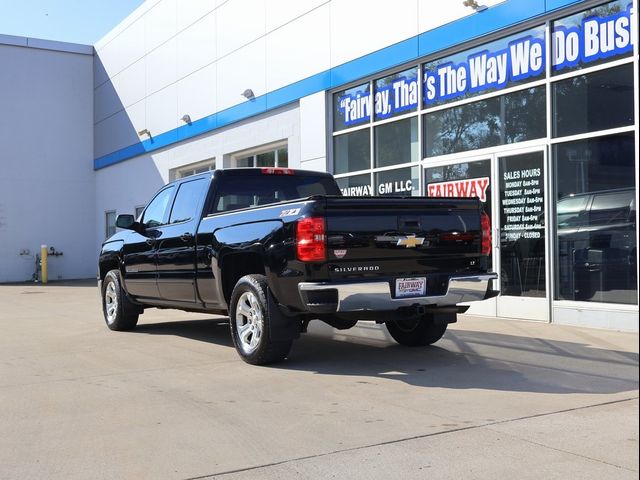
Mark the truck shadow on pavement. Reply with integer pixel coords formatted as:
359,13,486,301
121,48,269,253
135,319,235,348
285,329,639,395
134,318,638,396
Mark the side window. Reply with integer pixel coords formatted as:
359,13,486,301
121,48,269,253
556,195,589,228
589,191,633,226
169,178,208,224
210,174,341,213
142,187,175,227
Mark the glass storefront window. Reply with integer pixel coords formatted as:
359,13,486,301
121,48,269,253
424,86,546,157
551,0,635,75
333,82,371,131
374,67,419,121
277,147,288,167
336,174,372,197
327,0,638,320
423,25,546,107
553,63,635,138
374,167,420,197
256,151,275,167
374,117,418,168
554,133,637,305
334,129,370,174
235,145,287,168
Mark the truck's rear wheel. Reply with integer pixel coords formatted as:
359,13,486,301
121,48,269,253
229,274,292,365
385,316,448,346
101,270,139,331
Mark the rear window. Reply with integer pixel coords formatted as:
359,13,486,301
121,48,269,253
211,174,340,213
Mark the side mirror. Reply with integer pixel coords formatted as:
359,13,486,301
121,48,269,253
115,214,136,230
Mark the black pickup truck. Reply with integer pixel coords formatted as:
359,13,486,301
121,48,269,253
99,168,497,364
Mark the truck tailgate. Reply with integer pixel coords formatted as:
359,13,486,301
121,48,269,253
324,196,485,284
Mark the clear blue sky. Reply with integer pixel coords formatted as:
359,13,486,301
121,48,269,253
0,0,145,45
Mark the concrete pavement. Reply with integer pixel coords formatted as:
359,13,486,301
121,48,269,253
0,280,637,479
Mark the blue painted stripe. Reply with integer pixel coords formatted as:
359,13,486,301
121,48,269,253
94,0,588,170
267,70,331,110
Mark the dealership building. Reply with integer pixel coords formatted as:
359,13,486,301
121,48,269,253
0,0,637,330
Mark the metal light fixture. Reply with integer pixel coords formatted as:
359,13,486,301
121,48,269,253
181,114,192,125
137,128,151,138
463,0,488,11
241,88,255,100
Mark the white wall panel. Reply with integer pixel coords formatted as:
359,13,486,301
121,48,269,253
0,44,94,282
177,0,215,31
216,38,266,111
95,19,146,84
216,0,265,58
112,59,147,110
266,4,330,92
95,153,165,254
146,84,178,138
94,78,121,124
94,59,146,124
177,62,217,123
177,13,216,79
94,53,110,88
265,0,327,32
299,91,326,171
145,0,177,52
94,101,145,158
146,37,177,94
330,0,418,67
418,0,506,34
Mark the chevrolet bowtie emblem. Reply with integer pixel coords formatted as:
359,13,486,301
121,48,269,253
396,235,425,248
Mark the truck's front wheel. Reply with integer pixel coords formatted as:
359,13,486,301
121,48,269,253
385,316,448,346
101,270,140,331
229,275,292,365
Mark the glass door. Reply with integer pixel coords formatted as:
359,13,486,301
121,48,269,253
495,148,549,321
425,155,497,317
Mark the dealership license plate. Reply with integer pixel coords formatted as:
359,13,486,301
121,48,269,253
395,277,426,298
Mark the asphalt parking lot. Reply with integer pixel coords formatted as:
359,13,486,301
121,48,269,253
0,280,638,479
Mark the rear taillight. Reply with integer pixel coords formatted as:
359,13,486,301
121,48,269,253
481,212,492,255
296,217,326,262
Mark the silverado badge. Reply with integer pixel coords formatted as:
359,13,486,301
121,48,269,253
396,235,425,248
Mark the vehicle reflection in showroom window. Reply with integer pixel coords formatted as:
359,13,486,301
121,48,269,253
554,133,637,305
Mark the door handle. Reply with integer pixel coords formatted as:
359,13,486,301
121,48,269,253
180,232,194,243
145,238,156,246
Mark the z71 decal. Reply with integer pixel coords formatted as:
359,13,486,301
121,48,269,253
279,208,301,217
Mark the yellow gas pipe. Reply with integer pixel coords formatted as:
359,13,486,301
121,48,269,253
40,245,48,284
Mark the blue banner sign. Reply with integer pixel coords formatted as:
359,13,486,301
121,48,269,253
374,69,419,120
334,2,634,128
337,91,371,127
423,32,545,105
552,3,635,72
337,72,419,127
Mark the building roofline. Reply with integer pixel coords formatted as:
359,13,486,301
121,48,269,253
0,33,93,55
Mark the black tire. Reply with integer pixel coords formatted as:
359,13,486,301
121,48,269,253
385,316,448,346
229,274,292,365
102,270,140,331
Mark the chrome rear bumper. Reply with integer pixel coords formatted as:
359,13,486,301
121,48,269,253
298,274,498,312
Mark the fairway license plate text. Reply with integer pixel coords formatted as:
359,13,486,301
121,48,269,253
395,277,426,298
